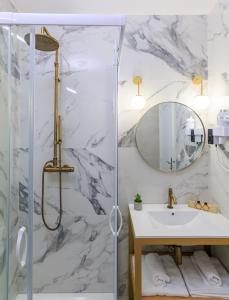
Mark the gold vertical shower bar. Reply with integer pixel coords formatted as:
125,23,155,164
53,49,59,167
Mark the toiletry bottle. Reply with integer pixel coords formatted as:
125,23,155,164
195,200,202,209
202,202,209,211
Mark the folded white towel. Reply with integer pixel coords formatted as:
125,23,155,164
180,256,229,298
144,253,170,287
193,250,222,286
211,257,229,276
133,255,189,297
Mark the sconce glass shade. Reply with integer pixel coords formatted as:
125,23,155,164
192,95,209,110
131,95,146,110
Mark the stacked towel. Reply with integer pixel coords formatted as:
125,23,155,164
144,253,170,287
193,250,222,286
133,255,189,297
180,255,229,298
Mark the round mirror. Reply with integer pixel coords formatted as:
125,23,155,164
135,102,205,172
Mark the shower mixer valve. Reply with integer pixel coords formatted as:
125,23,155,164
43,164,74,173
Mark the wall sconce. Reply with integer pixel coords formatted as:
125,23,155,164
192,75,209,110
131,76,146,110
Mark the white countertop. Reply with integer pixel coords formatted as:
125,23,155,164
129,204,229,238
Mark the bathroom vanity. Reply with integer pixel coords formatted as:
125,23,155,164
128,204,229,300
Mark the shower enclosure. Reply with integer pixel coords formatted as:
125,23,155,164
0,13,125,300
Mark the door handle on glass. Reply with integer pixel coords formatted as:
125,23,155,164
16,226,27,268
117,206,123,236
109,206,123,236
109,205,115,236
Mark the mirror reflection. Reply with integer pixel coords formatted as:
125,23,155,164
135,102,205,172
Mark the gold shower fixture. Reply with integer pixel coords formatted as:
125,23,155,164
25,27,75,231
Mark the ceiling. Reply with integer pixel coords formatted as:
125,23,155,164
11,0,217,15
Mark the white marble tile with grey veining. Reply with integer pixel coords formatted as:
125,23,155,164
124,15,207,80
118,15,209,300
31,25,118,293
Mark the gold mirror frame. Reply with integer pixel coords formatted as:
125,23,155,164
135,101,206,173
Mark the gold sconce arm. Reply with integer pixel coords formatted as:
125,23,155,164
133,76,142,96
192,75,203,96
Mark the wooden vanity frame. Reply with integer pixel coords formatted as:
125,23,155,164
128,209,229,300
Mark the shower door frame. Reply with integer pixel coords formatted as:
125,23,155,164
0,12,125,300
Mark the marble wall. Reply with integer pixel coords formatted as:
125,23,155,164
118,15,209,299
208,0,229,269
32,25,119,293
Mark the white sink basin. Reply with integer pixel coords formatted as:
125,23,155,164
129,204,229,238
148,210,199,226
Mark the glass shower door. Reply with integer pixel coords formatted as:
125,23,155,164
0,24,11,300
31,23,122,299
7,25,34,300
0,15,124,300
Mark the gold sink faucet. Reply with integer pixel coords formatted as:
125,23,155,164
167,187,177,209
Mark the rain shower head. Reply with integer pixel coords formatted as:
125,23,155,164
24,26,59,51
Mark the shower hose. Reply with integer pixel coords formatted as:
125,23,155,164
41,142,62,231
